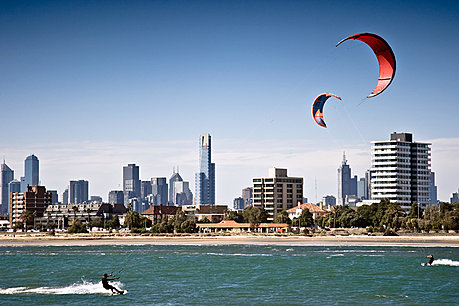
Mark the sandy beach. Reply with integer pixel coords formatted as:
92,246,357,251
1,233,458,247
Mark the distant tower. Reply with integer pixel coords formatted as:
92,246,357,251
195,134,215,205
69,180,89,204
151,177,168,205
337,152,357,205
169,169,183,205
123,164,140,207
20,154,39,192
1,160,14,214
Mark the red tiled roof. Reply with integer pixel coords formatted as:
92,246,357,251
286,203,327,214
196,220,288,228
141,205,178,215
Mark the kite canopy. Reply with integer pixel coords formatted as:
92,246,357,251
336,33,396,98
312,93,342,128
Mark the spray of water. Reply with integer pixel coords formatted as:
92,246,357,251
0,280,124,295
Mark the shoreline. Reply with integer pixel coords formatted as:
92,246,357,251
1,233,459,247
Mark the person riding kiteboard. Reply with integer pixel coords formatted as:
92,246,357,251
102,273,124,294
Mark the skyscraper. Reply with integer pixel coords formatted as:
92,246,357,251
371,132,431,210
195,134,215,205
337,153,357,205
241,187,253,208
20,154,39,192
108,190,124,204
173,180,193,206
169,170,183,205
69,180,89,204
1,161,14,214
123,163,140,207
151,177,168,205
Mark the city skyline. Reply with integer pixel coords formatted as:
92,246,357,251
1,1,458,204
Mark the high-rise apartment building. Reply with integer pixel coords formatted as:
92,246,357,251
337,153,357,205
20,154,39,192
151,177,168,205
9,185,52,228
108,190,124,204
371,132,431,210
141,181,152,199
69,180,89,204
1,161,14,215
195,134,215,205
123,164,140,207
233,197,245,210
62,189,69,204
252,168,303,221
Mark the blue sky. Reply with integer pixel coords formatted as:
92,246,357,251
1,0,458,203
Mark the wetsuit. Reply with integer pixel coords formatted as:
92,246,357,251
102,276,122,294
427,256,434,265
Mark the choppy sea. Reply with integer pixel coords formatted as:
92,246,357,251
0,244,458,305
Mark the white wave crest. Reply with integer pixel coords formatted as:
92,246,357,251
432,259,459,266
0,280,124,295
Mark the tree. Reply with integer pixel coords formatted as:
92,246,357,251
125,210,141,229
408,202,420,219
225,210,244,223
243,206,268,230
85,208,91,224
298,209,314,227
67,219,88,234
274,211,291,225
19,210,36,232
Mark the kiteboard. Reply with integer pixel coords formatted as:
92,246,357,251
112,290,127,295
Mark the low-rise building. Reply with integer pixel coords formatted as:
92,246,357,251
182,204,228,222
286,203,328,220
141,204,179,225
197,220,289,233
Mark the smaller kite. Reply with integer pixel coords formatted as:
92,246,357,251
336,32,396,98
312,93,342,128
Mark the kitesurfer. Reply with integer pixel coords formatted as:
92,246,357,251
424,255,434,266
102,273,123,294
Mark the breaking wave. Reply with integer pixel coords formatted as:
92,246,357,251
432,259,459,267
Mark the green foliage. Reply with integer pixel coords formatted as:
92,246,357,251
19,210,36,231
67,219,88,234
225,211,244,223
243,206,268,229
198,217,211,223
298,209,314,227
125,210,141,229
274,211,291,225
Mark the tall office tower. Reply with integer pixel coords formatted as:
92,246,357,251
123,163,140,207
62,189,69,204
9,180,21,193
151,177,168,205
365,170,372,199
141,181,152,199
357,178,368,200
1,161,14,215
9,185,52,228
20,154,39,192
241,187,253,208
252,168,303,221
195,134,215,205
371,132,431,210
337,153,357,205
233,197,245,210
321,195,336,207
169,170,183,205
428,172,438,205
69,180,89,204
173,181,193,206
47,190,59,204
108,190,124,204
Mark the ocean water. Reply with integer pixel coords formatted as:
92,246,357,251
0,244,458,305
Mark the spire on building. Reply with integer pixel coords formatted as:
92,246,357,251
342,151,347,165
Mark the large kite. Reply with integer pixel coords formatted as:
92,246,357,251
336,33,396,98
312,93,342,128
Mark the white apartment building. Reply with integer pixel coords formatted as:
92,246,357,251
371,132,431,210
252,168,303,221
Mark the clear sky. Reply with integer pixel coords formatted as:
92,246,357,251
1,0,458,204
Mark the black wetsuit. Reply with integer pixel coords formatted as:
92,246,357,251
427,256,434,265
102,276,122,293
